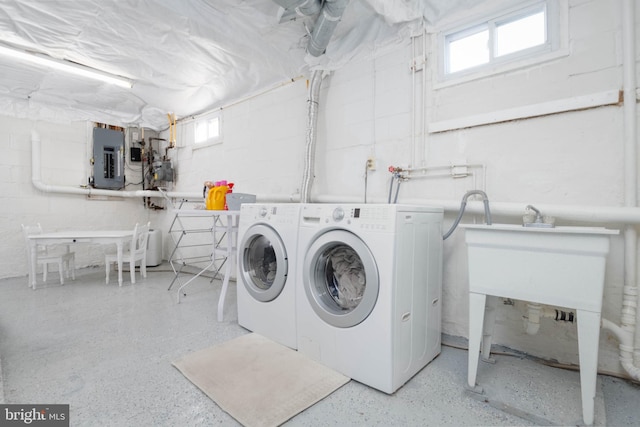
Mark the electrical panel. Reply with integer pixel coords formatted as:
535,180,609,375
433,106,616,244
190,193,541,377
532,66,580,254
93,127,125,189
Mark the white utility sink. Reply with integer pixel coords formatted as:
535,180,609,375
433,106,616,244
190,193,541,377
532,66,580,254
461,223,619,426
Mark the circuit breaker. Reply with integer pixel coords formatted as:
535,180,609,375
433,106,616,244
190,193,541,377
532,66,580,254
93,127,125,189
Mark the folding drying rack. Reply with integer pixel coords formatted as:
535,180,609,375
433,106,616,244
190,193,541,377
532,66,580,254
167,199,240,321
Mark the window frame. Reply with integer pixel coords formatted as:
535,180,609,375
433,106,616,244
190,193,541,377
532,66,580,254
435,0,568,88
193,111,222,149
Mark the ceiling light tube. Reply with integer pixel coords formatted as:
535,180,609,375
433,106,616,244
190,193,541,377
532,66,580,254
0,44,132,88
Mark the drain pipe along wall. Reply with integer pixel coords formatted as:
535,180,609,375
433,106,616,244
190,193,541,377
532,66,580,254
615,0,640,381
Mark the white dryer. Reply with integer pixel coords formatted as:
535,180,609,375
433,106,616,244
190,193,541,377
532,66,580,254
296,203,443,393
237,203,301,349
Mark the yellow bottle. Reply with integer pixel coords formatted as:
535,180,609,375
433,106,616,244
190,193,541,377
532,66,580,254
204,181,215,210
206,187,214,210
211,181,228,210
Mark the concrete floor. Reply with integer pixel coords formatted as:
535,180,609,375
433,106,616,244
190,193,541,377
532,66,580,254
0,265,639,426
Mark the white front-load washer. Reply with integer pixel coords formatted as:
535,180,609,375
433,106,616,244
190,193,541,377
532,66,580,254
237,203,301,349
296,203,443,393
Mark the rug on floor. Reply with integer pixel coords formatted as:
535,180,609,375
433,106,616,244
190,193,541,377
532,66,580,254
173,333,350,427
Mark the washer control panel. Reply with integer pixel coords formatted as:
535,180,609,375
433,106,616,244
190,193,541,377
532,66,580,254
301,204,395,231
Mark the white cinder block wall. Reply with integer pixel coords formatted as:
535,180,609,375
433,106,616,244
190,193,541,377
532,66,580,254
0,0,635,378
163,0,634,377
1,119,161,279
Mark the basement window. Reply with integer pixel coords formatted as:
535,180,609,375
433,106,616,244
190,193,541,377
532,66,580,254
194,112,222,147
437,0,566,84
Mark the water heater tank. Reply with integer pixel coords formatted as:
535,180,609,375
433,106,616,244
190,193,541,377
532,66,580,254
146,229,163,267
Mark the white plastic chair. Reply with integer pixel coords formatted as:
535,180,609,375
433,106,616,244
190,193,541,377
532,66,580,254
21,223,75,289
105,222,151,285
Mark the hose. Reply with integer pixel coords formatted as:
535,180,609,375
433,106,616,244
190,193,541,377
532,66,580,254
443,190,492,240
387,173,402,204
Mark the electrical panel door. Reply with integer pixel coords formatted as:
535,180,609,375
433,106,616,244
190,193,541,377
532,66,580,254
93,127,125,189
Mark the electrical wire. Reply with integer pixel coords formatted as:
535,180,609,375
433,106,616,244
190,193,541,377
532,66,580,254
441,339,640,385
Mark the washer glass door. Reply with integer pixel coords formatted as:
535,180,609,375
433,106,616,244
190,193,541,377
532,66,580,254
303,229,379,328
239,224,288,302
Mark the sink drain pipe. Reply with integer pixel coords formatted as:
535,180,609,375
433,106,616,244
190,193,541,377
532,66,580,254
601,0,640,382
523,303,576,335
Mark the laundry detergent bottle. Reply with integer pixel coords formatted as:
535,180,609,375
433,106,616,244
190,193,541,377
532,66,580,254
211,180,228,210
204,181,215,210
224,182,234,210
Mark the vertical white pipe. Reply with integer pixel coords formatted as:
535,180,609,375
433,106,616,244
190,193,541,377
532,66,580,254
622,0,640,369
411,36,417,168
623,0,637,222
421,27,428,167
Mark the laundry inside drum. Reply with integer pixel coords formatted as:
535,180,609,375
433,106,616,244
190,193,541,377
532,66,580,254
323,244,366,311
247,236,277,290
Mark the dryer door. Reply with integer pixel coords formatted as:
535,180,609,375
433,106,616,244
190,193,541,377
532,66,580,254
303,229,379,328
239,224,288,302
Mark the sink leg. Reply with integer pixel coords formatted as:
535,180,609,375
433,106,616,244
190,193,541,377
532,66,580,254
468,292,487,389
577,309,601,426
482,296,499,363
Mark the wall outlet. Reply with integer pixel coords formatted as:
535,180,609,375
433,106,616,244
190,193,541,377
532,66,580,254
367,157,376,171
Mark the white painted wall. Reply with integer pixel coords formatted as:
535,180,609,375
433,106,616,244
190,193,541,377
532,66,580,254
0,0,636,378
162,0,635,377
1,117,161,280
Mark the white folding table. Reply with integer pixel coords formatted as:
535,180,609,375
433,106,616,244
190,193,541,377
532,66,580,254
27,230,134,287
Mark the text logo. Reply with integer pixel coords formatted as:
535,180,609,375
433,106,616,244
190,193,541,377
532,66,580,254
1,405,69,426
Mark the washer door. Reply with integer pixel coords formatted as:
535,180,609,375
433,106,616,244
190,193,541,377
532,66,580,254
239,224,288,302
303,230,379,328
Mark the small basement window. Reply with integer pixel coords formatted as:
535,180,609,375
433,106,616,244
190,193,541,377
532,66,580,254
438,0,565,84
194,112,222,147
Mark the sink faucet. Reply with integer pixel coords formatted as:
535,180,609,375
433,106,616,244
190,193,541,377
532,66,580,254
526,205,544,223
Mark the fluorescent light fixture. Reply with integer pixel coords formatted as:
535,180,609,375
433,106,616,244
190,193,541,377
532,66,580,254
0,44,132,88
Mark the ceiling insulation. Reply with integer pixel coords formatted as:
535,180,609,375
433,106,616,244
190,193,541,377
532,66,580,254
0,0,481,130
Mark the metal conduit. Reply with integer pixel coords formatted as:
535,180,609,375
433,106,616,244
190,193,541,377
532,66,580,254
273,0,349,56
300,70,323,203
307,0,350,57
